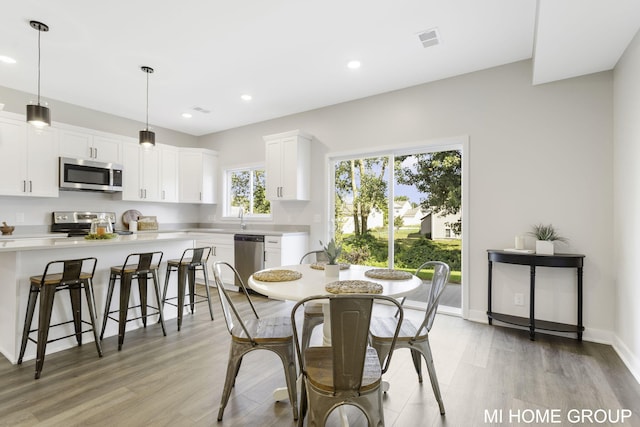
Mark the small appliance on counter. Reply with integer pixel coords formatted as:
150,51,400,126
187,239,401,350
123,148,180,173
51,211,127,236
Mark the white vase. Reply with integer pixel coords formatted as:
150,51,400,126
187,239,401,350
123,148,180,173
535,240,554,255
324,264,340,277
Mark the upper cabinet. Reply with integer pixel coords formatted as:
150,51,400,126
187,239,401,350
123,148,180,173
0,116,59,197
58,127,121,163
179,148,218,204
264,130,311,201
159,145,179,203
121,141,161,202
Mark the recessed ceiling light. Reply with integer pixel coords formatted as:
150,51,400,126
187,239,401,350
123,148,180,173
181,112,192,118
347,60,361,70
241,94,252,101
0,55,16,64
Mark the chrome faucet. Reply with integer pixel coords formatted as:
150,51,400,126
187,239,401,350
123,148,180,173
238,208,247,230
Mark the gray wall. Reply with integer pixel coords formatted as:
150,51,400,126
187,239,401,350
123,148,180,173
201,59,615,345
613,29,640,382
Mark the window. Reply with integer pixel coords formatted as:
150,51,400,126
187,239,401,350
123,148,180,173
226,167,271,217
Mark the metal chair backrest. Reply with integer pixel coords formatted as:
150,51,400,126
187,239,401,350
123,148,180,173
291,294,403,391
299,250,329,264
42,257,97,285
179,246,212,266
212,261,259,339
415,261,450,337
120,251,163,274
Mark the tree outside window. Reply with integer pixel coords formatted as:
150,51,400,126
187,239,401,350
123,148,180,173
228,168,270,216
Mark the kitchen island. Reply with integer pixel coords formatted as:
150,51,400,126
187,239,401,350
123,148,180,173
0,232,218,364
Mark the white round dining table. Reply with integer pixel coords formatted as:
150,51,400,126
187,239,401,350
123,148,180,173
248,263,422,302
249,263,422,422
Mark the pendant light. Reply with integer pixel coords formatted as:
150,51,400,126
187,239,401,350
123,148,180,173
26,20,51,128
139,66,155,147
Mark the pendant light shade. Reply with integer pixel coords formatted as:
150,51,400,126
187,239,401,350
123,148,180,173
139,66,155,147
26,20,51,128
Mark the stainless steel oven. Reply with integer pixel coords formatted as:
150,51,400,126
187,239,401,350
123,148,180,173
59,157,123,192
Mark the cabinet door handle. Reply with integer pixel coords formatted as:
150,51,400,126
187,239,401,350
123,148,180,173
29,181,33,193
140,189,144,199
22,180,26,192
199,192,202,201
213,246,217,257
94,147,98,158
144,189,147,199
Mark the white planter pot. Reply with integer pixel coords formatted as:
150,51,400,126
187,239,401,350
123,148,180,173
535,240,554,255
324,264,340,277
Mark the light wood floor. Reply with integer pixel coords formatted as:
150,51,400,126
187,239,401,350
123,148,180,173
1,290,639,427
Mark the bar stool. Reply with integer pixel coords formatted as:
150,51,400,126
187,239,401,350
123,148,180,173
162,247,214,331
18,257,103,379
100,252,166,350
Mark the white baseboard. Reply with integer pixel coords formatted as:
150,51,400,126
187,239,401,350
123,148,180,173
612,335,640,385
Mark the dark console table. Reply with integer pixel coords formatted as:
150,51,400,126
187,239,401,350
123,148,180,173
487,250,585,340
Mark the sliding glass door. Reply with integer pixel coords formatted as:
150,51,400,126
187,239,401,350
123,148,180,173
331,146,462,310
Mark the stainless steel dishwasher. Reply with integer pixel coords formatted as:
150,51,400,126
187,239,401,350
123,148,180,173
234,234,265,295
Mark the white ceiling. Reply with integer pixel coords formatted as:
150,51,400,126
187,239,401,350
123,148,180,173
1,0,639,136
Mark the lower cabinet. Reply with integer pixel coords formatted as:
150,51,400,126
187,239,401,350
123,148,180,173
265,234,309,268
196,234,235,286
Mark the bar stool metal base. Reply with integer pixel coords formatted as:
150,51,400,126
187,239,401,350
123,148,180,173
18,257,103,379
100,252,166,350
162,247,215,331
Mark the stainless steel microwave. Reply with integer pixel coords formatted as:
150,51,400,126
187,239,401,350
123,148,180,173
59,157,123,192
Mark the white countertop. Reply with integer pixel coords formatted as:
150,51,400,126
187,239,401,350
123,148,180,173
0,229,309,252
0,231,198,252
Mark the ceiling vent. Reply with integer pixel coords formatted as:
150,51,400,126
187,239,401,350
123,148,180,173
192,106,211,114
418,28,440,48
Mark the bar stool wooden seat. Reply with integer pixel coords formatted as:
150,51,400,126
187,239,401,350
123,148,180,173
100,252,166,350
162,247,214,331
18,257,103,379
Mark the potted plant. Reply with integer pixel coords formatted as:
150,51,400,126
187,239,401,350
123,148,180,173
528,224,568,255
320,238,342,277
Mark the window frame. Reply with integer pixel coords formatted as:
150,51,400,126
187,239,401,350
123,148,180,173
223,165,272,219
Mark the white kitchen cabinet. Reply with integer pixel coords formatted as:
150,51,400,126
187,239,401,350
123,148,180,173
196,234,235,286
159,145,179,202
121,142,161,201
264,130,311,201
179,148,217,204
58,128,121,162
0,116,59,197
264,234,309,268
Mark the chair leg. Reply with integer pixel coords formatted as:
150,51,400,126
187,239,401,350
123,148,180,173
417,340,445,415
176,266,187,331
274,344,298,420
18,285,39,364
218,344,244,421
201,267,215,321
117,273,133,351
410,348,423,383
298,377,307,427
83,278,103,357
137,274,148,327
187,267,196,314
162,266,172,306
68,283,83,345
100,273,117,340
152,270,167,336
34,285,56,379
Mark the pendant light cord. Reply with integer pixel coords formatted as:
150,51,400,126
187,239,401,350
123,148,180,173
36,27,41,105
145,71,149,131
